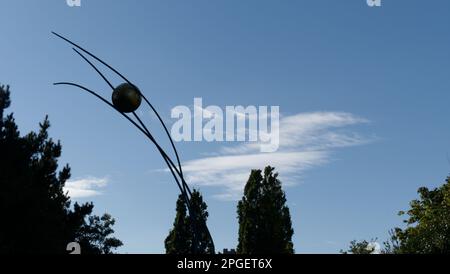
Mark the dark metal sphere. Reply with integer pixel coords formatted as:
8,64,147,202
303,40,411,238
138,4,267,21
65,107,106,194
112,83,142,113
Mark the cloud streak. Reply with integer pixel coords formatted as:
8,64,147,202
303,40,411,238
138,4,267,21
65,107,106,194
180,112,373,201
64,177,108,198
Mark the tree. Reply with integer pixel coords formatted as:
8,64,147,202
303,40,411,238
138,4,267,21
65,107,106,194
343,177,450,254
164,194,191,254
165,189,214,254
0,84,122,254
0,84,10,139
237,166,294,254
392,177,450,254
188,190,215,254
75,212,124,254
340,239,383,254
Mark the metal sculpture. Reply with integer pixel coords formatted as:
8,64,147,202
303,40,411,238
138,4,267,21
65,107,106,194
52,32,214,254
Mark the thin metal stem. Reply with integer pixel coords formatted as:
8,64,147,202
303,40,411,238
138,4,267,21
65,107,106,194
131,111,200,253
52,31,213,253
65,50,185,184
72,48,115,90
132,111,192,202
52,82,187,196
54,82,214,252
140,95,186,193
52,32,185,185
68,49,189,196
52,32,132,84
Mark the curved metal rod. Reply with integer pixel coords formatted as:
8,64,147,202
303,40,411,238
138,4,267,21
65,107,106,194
63,50,183,180
54,82,214,252
131,111,212,251
52,32,212,251
70,47,190,197
131,111,201,253
52,32,133,85
131,111,193,203
51,31,185,189
140,95,187,193
53,82,185,196
72,48,115,90
129,111,214,253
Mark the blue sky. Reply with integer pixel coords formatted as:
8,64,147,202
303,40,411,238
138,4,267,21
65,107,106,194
1,0,450,253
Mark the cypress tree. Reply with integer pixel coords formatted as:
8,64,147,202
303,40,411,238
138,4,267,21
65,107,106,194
165,189,213,254
237,166,294,254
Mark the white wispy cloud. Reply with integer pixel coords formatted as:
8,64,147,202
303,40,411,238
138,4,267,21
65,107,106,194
64,177,109,198
183,151,329,200
180,111,374,201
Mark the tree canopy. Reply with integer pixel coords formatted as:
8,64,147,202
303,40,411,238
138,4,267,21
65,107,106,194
344,177,450,254
0,84,122,254
165,189,214,254
392,177,450,253
237,166,294,254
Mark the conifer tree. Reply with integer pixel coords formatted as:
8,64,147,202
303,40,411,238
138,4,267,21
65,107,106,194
237,166,294,254
165,190,213,254
0,84,122,254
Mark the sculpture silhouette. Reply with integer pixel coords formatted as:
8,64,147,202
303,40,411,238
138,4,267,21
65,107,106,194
52,32,214,253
